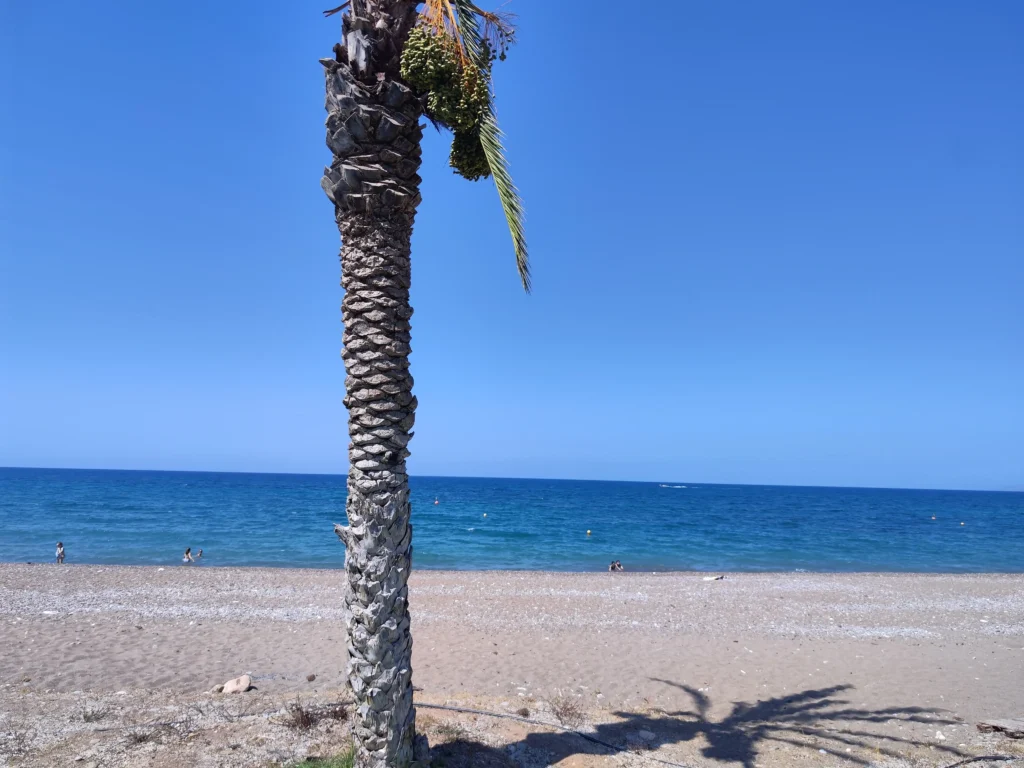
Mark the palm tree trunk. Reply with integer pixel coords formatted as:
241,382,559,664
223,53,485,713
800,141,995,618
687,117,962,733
321,50,424,768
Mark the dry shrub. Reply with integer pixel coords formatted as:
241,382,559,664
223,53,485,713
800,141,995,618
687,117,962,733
547,693,585,729
82,705,110,723
515,707,530,718
1,723,37,756
125,728,157,745
284,699,348,730
286,701,315,730
434,720,468,741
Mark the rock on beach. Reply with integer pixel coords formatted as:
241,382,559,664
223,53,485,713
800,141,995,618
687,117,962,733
221,674,251,694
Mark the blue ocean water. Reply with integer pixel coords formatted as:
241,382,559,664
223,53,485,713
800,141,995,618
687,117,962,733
0,467,1022,572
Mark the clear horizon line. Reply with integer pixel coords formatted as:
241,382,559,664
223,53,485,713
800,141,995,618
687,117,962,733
1,464,1021,495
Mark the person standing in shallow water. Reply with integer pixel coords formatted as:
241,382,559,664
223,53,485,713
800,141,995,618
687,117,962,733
55,542,65,564
182,547,194,564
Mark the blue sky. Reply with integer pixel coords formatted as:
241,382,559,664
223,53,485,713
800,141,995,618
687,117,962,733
1,1,1021,491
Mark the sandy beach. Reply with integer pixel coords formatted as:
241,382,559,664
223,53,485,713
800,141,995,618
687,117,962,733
2,565,1023,767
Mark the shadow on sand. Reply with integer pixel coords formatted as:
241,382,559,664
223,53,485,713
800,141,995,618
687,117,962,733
426,680,972,768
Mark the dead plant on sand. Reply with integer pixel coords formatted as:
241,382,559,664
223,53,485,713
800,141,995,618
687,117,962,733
282,699,349,730
547,692,586,729
433,720,469,741
81,705,110,723
125,727,160,745
285,701,315,730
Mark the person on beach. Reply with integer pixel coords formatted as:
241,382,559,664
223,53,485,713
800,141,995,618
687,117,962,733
182,547,194,564
55,542,65,564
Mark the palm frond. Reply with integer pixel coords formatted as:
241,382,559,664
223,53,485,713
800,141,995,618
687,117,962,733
477,109,530,291
450,0,530,291
322,2,350,17
450,0,485,61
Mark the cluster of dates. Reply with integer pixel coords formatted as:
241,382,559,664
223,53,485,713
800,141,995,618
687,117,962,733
400,26,493,180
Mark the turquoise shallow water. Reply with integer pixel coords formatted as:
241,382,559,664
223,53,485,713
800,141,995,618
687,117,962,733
1,467,1022,571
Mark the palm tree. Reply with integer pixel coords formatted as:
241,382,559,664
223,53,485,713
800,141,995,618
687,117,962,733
321,1,528,765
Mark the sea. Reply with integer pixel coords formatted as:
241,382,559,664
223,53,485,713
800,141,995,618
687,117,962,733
1,467,1022,572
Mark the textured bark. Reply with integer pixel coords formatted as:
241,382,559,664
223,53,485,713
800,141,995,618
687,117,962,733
321,5,424,766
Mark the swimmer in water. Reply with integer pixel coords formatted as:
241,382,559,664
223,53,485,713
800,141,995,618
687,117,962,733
183,547,194,564
196,548,203,559
434,498,439,505
56,542,65,564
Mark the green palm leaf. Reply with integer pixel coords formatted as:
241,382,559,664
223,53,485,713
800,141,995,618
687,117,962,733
476,109,529,291
451,0,530,292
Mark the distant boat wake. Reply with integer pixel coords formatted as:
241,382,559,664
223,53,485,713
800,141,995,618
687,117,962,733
659,484,687,489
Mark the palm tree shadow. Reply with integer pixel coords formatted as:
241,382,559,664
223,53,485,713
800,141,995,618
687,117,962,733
643,679,964,767
427,680,967,768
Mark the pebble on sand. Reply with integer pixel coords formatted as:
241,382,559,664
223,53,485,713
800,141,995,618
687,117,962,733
221,674,252,694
